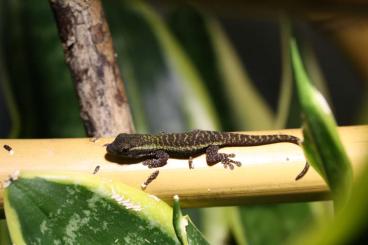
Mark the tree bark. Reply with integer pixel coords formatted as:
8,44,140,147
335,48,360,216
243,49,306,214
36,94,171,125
49,0,134,137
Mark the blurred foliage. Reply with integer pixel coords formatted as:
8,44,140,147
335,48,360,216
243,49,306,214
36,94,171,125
0,219,11,245
1,0,84,138
168,6,274,131
293,158,368,245
105,0,219,133
0,0,366,245
243,203,314,244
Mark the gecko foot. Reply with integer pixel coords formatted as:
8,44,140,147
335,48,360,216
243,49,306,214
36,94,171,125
142,150,169,168
222,158,242,170
143,159,162,168
206,145,242,170
143,159,168,168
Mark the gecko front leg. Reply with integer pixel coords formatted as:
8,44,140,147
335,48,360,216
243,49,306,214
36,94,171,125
206,145,241,170
142,150,169,168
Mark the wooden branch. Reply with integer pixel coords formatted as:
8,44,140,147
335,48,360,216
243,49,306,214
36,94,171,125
1,126,367,208
49,0,134,137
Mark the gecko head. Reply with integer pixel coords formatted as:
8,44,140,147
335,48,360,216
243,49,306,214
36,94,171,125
106,133,139,157
106,134,131,156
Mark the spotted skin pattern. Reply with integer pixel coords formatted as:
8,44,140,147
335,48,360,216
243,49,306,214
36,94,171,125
107,130,309,180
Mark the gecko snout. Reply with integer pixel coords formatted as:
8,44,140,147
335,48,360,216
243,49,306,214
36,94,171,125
106,138,129,156
106,143,118,155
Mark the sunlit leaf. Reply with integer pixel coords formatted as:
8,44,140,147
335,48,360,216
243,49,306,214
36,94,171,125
290,38,353,209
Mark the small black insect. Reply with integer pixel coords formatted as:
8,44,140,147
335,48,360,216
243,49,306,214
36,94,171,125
93,165,100,174
3,144,13,154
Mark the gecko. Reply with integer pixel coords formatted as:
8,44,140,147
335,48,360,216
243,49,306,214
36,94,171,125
106,130,309,180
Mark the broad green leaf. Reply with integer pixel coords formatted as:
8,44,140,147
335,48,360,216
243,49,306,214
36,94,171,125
104,0,219,133
4,172,203,244
290,39,353,209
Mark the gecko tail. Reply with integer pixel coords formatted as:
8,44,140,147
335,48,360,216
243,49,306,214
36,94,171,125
232,133,303,147
295,162,310,180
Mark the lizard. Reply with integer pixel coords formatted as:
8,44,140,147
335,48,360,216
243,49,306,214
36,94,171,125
106,130,309,180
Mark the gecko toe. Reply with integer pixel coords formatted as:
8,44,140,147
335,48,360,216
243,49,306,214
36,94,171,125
221,159,236,170
142,159,157,168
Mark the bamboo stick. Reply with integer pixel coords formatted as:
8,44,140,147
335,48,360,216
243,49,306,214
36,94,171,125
0,126,367,208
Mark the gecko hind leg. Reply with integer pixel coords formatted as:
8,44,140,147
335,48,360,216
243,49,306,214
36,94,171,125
142,150,169,168
206,145,241,170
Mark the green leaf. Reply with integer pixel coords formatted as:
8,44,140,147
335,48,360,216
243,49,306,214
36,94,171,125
173,195,209,245
173,195,189,245
4,172,181,244
290,38,353,209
